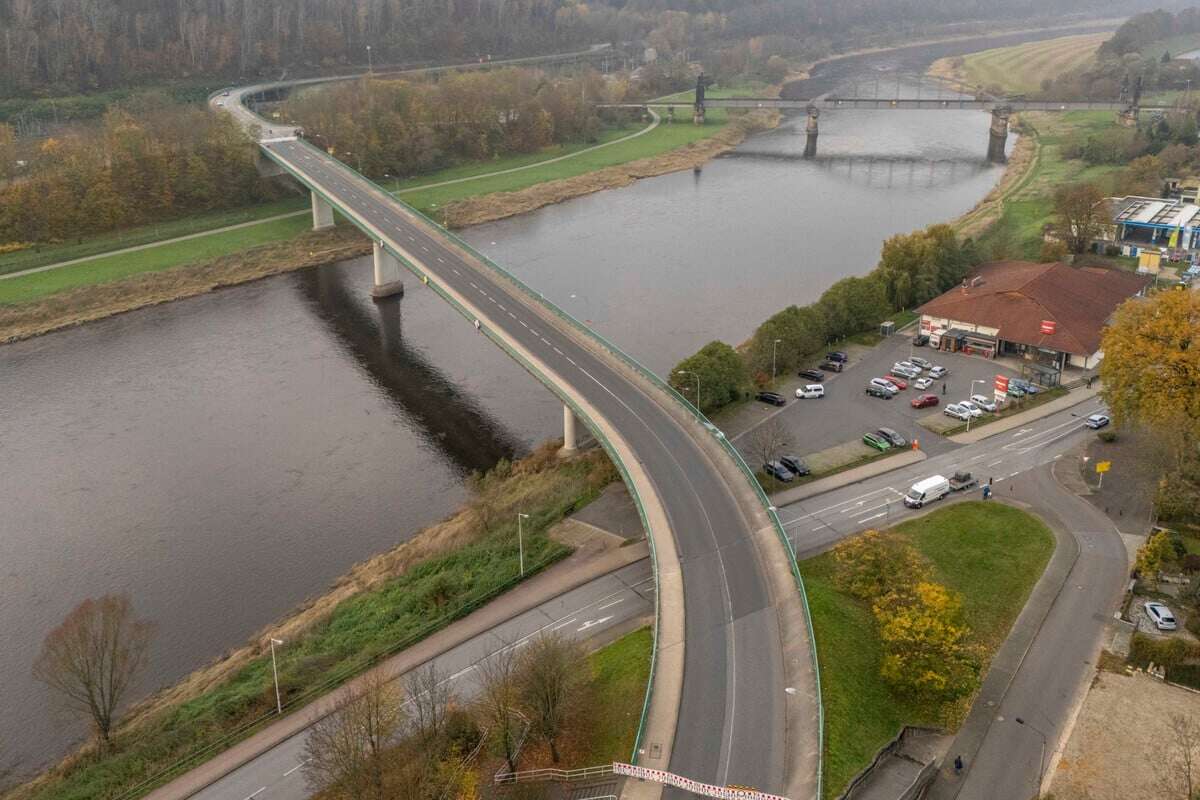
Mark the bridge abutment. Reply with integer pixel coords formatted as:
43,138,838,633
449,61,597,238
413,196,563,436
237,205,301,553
311,191,335,230
987,107,1010,163
370,241,405,300
804,106,819,159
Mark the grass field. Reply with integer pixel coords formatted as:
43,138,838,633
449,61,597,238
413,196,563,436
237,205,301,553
577,627,654,764
959,33,1108,95
1139,33,1200,61
802,502,1055,798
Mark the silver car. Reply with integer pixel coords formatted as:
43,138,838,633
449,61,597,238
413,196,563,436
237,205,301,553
1145,601,1177,631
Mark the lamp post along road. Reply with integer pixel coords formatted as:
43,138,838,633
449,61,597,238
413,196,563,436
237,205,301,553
269,638,285,715
968,379,987,432
1015,716,1050,795
678,370,701,411
517,513,530,576
772,338,783,381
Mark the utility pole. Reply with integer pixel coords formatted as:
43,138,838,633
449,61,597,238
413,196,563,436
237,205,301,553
772,338,783,382
269,638,285,714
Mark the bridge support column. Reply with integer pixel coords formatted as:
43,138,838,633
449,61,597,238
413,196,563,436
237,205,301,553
311,191,334,231
693,103,705,125
561,405,578,454
371,241,405,300
804,106,819,159
987,107,1011,164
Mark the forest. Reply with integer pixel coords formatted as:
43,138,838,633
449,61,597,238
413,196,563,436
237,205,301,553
0,0,1148,97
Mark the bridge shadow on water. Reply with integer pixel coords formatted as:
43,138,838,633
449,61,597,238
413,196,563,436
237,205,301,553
293,264,524,477
720,150,994,188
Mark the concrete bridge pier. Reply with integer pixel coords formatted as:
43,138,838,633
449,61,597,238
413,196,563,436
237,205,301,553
804,106,819,159
311,191,335,230
370,241,405,300
693,102,706,125
561,405,578,454
987,107,1011,163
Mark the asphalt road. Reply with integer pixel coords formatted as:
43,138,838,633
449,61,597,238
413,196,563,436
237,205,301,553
192,561,654,800
248,133,792,792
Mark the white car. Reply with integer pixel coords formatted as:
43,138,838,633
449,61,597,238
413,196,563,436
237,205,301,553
796,384,825,399
914,377,933,391
870,378,899,395
970,394,998,412
944,403,970,421
958,400,985,418
894,360,921,374
929,365,949,378
909,356,933,370
1085,413,1110,429
891,365,919,379
1145,601,1177,631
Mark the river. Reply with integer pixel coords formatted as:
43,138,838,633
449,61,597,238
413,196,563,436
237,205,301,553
0,24,1107,771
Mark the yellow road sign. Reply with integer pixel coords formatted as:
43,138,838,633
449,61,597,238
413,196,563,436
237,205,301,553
1096,461,1111,474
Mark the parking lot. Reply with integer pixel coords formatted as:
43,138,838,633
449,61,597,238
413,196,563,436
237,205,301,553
731,331,1027,464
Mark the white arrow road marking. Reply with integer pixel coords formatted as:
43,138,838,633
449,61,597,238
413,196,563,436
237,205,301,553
578,616,614,633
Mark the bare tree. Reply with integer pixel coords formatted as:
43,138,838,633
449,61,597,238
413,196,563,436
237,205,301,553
1158,713,1200,800
303,670,405,800
32,594,153,752
517,632,584,763
404,661,455,747
747,417,792,474
475,639,522,773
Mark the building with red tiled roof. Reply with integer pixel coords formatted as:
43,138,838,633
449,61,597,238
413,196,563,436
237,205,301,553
916,261,1150,372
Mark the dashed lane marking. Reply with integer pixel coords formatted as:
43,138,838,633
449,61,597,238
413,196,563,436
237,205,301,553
283,760,309,777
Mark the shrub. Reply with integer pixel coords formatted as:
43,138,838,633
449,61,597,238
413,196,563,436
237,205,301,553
1182,554,1200,574
1097,429,1117,443
1186,613,1200,637
1129,632,1200,670
832,530,929,604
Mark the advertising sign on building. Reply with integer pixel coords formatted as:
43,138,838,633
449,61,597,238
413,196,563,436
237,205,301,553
1040,320,1057,335
613,763,791,800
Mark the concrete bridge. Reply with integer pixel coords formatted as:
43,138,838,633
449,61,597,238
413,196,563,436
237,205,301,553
603,93,1169,163
212,60,822,800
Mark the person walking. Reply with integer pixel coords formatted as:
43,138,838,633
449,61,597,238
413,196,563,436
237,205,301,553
942,381,947,395
954,755,964,775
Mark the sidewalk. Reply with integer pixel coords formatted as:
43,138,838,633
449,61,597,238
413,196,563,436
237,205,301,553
144,532,649,800
947,383,1100,444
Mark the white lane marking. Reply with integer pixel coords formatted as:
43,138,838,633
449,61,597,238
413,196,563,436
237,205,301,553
408,235,415,242
508,312,517,319
242,789,267,800
437,257,445,263
552,617,578,631
497,304,506,311
452,268,461,275
598,598,624,611
469,282,478,289
1009,471,1021,478
850,502,889,518
987,459,1004,467
421,245,429,252
530,328,541,337
577,616,614,633
783,487,903,526
540,338,551,346
283,760,309,777
565,356,576,366
553,347,563,355
858,512,887,524
519,320,529,328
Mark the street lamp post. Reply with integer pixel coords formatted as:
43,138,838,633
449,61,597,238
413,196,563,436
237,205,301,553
1015,717,1049,795
517,513,530,576
772,338,783,382
366,45,373,73
269,637,285,714
678,370,700,410
967,379,986,432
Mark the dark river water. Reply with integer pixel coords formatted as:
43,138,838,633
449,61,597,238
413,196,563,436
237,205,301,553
0,24,1110,770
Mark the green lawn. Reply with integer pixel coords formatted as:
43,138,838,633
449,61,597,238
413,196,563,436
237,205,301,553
803,502,1055,798
578,627,654,764
960,33,1107,95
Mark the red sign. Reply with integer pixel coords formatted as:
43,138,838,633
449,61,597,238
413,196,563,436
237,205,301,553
994,374,1009,392
1040,320,1057,335
613,763,791,800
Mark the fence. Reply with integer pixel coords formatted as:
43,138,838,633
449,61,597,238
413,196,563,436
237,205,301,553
495,765,615,784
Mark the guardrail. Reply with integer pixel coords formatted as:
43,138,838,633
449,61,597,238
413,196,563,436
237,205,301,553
494,764,614,784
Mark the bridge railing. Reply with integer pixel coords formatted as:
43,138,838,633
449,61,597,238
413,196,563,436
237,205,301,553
337,150,823,797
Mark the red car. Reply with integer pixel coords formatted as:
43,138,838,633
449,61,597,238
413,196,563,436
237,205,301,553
884,375,908,390
911,393,939,409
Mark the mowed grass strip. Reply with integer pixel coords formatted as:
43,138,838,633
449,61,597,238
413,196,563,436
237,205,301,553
802,501,1055,798
962,33,1107,95
577,626,654,764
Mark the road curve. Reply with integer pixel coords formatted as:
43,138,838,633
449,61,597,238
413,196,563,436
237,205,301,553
213,68,819,798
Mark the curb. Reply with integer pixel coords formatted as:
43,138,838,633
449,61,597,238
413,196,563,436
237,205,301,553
771,449,927,505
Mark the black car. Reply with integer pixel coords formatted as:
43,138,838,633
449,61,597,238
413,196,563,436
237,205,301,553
756,391,787,406
865,384,892,399
819,360,844,373
798,369,825,382
826,351,849,363
876,427,907,448
763,461,795,482
912,334,929,347
780,455,810,476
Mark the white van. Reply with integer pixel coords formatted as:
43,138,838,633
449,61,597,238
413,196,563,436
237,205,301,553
795,384,825,399
903,475,951,508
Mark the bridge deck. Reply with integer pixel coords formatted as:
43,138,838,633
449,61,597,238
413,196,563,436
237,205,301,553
601,97,1162,112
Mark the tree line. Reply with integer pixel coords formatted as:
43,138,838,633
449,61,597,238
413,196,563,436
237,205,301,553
282,69,612,181
669,224,977,415
0,99,281,245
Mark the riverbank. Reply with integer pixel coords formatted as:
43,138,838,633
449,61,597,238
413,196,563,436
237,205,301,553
8,443,616,800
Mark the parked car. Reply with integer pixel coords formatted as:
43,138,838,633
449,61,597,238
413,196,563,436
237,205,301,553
1007,384,1027,399
780,455,810,477
763,461,795,482
958,400,985,418
819,360,844,373
944,404,971,421
870,378,899,395
894,360,922,374
903,475,951,508
862,432,891,451
914,377,933,391
911,393,939,409
877,427,907,448
970,393,998,412
756,391,787,406
885,374,909,390
796,384,825,399
1145,601,1178,631
1011,378,1041,395
910,356,933,370
928,365,949,378
798,369,826,382
865,385,893,399
826,351,849,363
912,334,930,347
949,471,978,491
1085,413,1110,429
